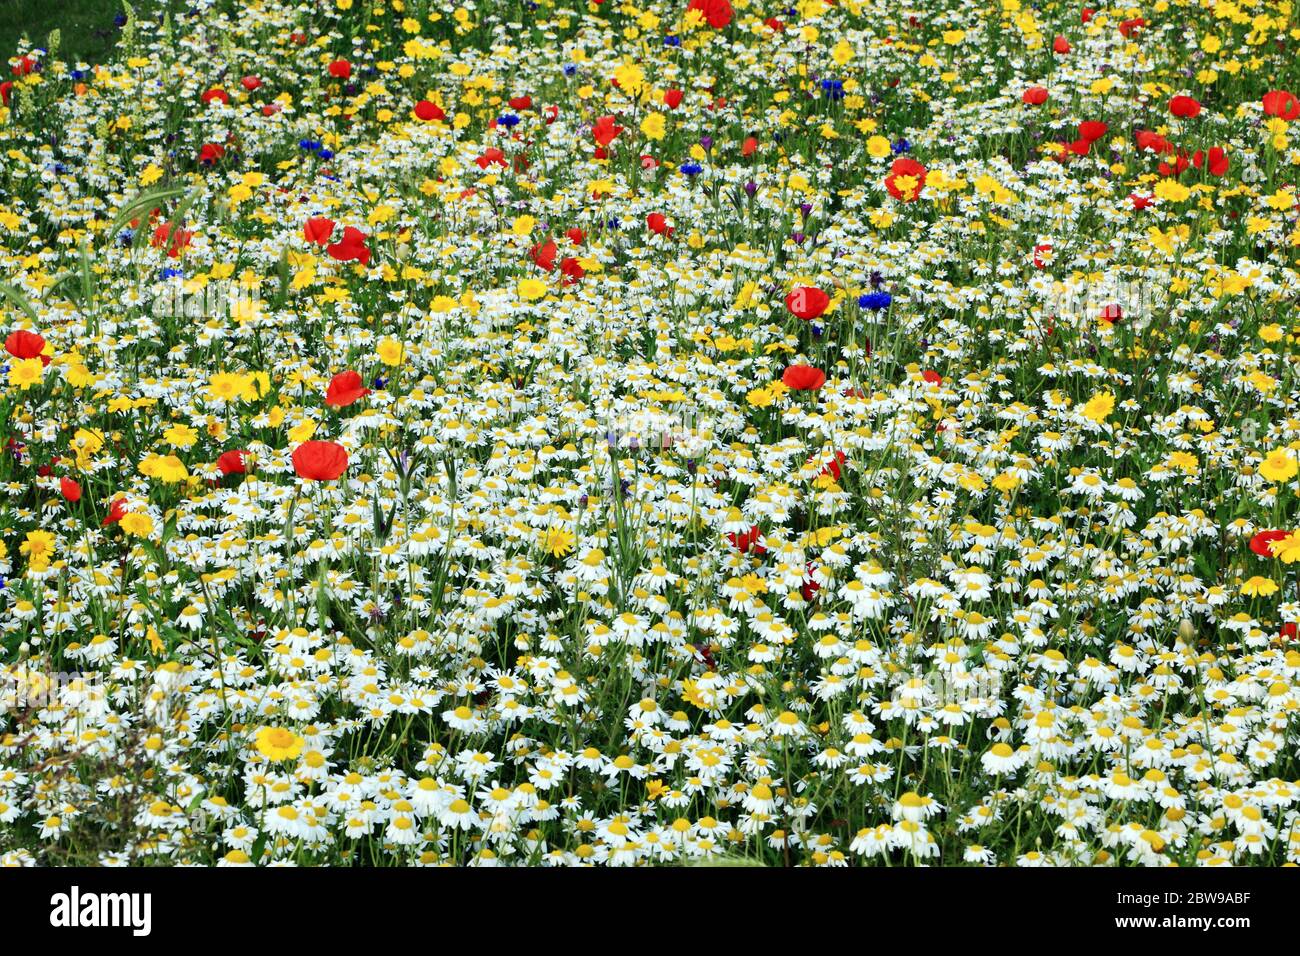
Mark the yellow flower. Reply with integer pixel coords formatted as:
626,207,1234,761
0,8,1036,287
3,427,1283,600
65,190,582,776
1259,449,1299,484
517,278,548,301
8,357,44,390
640,111,666,141
1154,179,1191,203
163,423,199,448
20,529,56,571
208,371,255,402
287,418,318,443
1240,576,1278,597
139,454,190,484
540,526,576,557
511,215,536,236
1081,391,1115,424
255,726,306,762
992,471,1021,492
119,512,154,539
1271,533,1300,564
65,363,95,389
377,338,405,366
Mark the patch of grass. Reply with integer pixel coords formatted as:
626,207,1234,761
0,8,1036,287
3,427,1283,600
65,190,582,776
0,0,129,66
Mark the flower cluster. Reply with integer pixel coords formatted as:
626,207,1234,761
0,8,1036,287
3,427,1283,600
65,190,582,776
2,0,1300,867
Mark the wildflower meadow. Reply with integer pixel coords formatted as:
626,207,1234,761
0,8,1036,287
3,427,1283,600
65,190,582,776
2,0,1300,873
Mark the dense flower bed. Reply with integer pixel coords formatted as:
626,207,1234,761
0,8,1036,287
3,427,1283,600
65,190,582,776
2,0,1300,866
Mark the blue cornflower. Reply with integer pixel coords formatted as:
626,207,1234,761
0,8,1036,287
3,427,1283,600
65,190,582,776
498,114,521,128
680,162,703,176
892,138,912,154
858,291,892,310
820,79,845,101
664,35,681,47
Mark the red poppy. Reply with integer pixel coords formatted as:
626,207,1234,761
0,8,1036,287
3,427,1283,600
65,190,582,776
0,82,12,107
1053,35,1071,54
565,227,586,245
241,75,262,91
303,217,335,245
741,136,758,157
1032,243,1052,268
1099,304,1123,323
782,364,826,391
11,56,35,77
810,450,847,481
884,157,927,202
663,88,683,109
201,87,229,105
292,441,349,481
152,223,193,258
530,238,558,271
785,286,830,321
414,99,445,122
1192,146,1229,177
1022,86,1049,105
1250,530,1291,558
922,370,943,385
1169,95,1201,118
508,95,532,111
593,114,624,147
1078,120,1108,142
1081,8,1095,21
1263,90,1300,121
475,147,508,169
60,476,82,503
1133,133,1169,159
1157,151,1191,177
727,525,766,555
102,496,128,527
560,257,585,284
217,450,249,475
647,212,674,236
325,370,371,408
327,59,352,80
687,0,734,28
5,329,46,360
1118,17,1146,37
326,226,371,265
198,142,226,165
1130,193,1154,210
801,565,821,601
